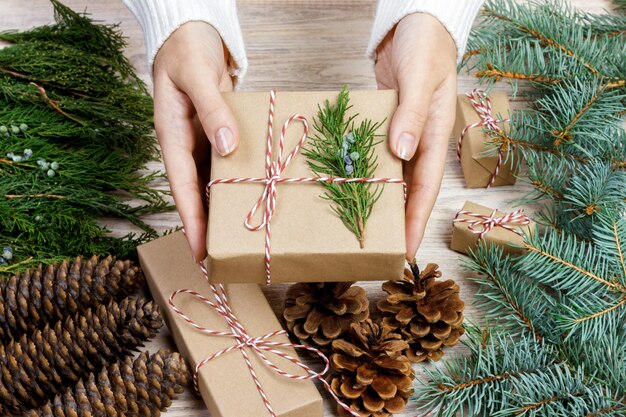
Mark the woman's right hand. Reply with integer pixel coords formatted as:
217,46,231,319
153,22,239,262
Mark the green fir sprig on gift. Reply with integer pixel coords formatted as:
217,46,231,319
414,1,626,415
0,0,170,273
303,88,384,248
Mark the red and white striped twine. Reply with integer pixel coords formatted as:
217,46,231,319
453,208,530,239
169,260,362,417
207,89,407,286
456,89,510,188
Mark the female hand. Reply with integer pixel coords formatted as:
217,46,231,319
153,22,239,262
375,13,458,260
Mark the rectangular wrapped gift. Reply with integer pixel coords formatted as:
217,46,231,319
207,90,406,284
452,91,517,188
138,231,323,417
450,201,534,256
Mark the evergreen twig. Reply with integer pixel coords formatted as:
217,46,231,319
415,1,626,415
303,87,384,248
0,1,171,272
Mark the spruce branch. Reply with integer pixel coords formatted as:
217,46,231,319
466,243,556,343
419,2,626,414
416,326,623,417
303,87,384,248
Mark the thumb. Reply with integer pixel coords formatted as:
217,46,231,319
181,74,239,157
389,81,433,161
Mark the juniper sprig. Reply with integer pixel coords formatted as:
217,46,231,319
0,0,171,273
303,88,384,248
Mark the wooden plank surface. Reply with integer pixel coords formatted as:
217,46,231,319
0,0,615,416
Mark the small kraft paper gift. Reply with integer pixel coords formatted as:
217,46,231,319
138,231,326,417
450,201,535,256
453,89,518,188
206,90,406,285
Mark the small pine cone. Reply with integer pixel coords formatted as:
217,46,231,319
27,349,189,417
284,282,369,350
378,263,465,363
328,319,413,417
0,255,144,342
0,296,162,414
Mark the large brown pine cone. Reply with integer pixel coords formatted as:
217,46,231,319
0,255,144,342
27,349,189,417
0,296,162,414
378,263,465,363
329,319,413,417
284,282,369,350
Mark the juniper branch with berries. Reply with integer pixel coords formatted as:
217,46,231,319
0,0,171,273
303,88,384,248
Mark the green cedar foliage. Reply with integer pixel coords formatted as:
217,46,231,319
415,1,626,415
0,1,170,273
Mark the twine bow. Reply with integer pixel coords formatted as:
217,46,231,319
207,90,406,286
456,89,510,188
169,261,362,417
453,208,530,239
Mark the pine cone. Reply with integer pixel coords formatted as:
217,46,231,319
378,263,465,363
0,296,162,414
329,319,413,417
27,349,189,417
284,282,369,350
0,255,144,342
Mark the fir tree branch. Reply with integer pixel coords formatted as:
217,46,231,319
585,405,622,417
467,244,553,342
572,296,626,323
480,7,623,84
476,63,562,84
552,87,604,146
523,242,620,290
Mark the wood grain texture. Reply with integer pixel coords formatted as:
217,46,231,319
0,0,614,415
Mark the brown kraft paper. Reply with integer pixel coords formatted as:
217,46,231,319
450,201,535,256
452,92,517,188
207,90,406,284
138,231,323,417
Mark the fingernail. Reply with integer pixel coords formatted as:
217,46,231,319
396,132,416,161
215,127,234,156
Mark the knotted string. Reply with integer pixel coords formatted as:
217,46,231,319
207,89,406,286
169,243,361,417
456,89,511,188
453,208,530,239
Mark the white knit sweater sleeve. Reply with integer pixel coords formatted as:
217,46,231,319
367,0,484,63
122,0,247,83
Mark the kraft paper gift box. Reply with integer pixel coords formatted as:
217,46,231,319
207,90,406,284
450,201,535,256
452,91,518,188
138,231,323,417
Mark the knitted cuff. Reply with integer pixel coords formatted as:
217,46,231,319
367,0,484,63
123,0,248,86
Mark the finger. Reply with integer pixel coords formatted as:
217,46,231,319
176,65,239,157
405,81,456,260
154,76,208,262
389,73,435,161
